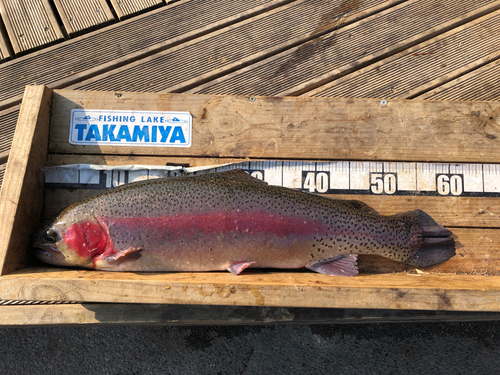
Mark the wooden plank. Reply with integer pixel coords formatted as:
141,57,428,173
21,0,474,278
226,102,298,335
0,0,290,110
0,16,12,61
188,0,500,97
0,0,64,55
53,0,115,36
109,0,163,20
49,90,500,163
2,267,500,311
0,105,20,164
418,59,500,101
0,86,52,276
305,10,500,99
71,0,400,93
2,304,500,326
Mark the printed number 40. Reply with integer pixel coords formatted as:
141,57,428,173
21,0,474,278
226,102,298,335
303,172,329,193
370,173,397,195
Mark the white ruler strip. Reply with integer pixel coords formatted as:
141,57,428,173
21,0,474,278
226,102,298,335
42,161,500,197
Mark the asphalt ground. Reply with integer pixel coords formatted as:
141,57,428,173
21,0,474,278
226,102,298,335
0,321,499,374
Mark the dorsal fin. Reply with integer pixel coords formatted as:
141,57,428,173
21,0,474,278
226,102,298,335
217,169,268,185
345,200,379,215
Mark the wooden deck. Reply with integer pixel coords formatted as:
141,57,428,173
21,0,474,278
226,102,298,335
1,0,500,325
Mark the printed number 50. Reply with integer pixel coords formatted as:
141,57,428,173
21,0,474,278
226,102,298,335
370,173,397,194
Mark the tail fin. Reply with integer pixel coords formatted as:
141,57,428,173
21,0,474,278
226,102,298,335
403,210,456,268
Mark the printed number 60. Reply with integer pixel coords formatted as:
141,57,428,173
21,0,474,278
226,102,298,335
437,175,463,196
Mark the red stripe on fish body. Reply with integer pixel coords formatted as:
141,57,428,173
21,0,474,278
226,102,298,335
94,211,326,271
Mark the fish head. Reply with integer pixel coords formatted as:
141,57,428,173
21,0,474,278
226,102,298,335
33,214,108,268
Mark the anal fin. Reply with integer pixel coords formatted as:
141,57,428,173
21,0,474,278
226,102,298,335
228,261,257,275
306,254,358,276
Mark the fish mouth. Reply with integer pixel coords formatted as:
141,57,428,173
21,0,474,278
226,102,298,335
34,246,65,261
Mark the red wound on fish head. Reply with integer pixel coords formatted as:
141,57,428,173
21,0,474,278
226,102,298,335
64,221,107,259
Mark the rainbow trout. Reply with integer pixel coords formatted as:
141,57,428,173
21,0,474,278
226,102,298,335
34,170,455,276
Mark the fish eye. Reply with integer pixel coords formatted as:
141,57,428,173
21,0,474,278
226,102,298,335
44,229,58,243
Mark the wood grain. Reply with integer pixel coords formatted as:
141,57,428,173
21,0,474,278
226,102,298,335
0,0,285,110
72,0,396,94
53,0,115,36
0,105,19,162
418,59,500,101
0,0,64,54
306,10,500,99
109,0,163,20
0,86,52,276
2,304,500,327
2,267,500,311
49,90,500,163
189,0,500,97
0,17,12,61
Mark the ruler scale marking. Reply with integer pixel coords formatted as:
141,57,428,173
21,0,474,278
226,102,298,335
43,161,500,198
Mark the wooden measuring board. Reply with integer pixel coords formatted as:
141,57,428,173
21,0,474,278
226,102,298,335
0,0,64,55
2,87,500,311
109,0,163,20
52,0,115,36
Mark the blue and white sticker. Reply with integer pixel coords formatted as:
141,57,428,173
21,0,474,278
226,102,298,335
69,109,192,147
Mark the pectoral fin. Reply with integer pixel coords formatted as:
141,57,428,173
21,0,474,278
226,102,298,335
306,254,358,276
102,247,142,262
228,261,257,275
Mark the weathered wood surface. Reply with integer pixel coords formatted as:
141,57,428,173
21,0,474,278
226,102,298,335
53,0,115,36
0,18,11,61
2,268,500,311
110,0,163,20
0,0,64,55
49,90,500,163
418,59,500,101
0,105,19,164
189,0,500,96
0,86,52,276
2,304,500,327
0,0,283,110
306,10,500,99
72,0,396,93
